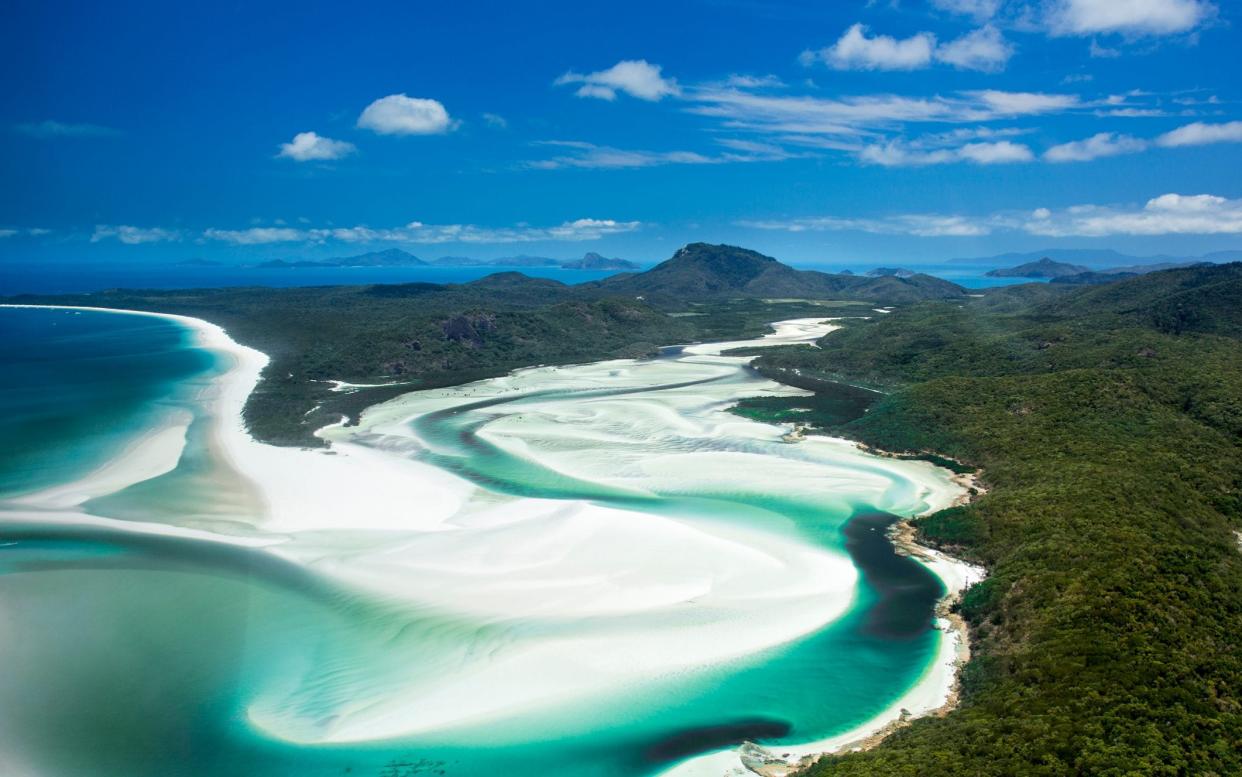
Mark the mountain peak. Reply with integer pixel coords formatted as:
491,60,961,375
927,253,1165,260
595,243,966,304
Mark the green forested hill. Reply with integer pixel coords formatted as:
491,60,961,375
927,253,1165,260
588,242,967,303
752,264,1242,775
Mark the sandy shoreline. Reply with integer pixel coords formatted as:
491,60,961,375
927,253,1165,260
4,305,986,773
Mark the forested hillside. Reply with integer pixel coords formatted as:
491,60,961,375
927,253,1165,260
751,264,1242,776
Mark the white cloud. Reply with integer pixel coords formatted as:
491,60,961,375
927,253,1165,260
721,74,785,89
931,0,1000,21
957,140,1035,163
91,225,181,244
686,87,1079,139
968,90,1080,115
0,227,50,238
0,229,17,238
935,26,1014,72
740,214,992,237
740,192,1242,238
1047,0,1216,36
482,112,508,129
357,94,454,135
1156,120,1242,147
859,139,1033,166
807,24,936,71
803,24,1012,73
201,219,642,246
276,131,356,161
14,120,121,138
1025,193,1242,235
202,227,307,244
1044,132,1147,162
555,60,679,101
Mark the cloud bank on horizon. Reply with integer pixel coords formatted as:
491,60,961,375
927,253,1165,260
2,0,1239,263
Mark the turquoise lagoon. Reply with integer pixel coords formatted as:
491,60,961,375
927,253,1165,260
0,307,968,777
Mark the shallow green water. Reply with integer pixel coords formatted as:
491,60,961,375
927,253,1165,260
0,307,948,777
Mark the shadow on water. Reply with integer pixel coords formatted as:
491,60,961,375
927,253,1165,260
843,511,942,640
643,718,791,764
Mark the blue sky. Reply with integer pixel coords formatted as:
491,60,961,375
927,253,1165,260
2,0,1241,267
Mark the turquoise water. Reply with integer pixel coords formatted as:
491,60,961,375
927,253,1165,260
0,307,949,776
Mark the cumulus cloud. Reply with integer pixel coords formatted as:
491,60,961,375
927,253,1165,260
91,225,181,244
807,24,936,71
201,219,642,245
357,94,455,135
935,25,1014,72
15,120,121,138
1046,0,1216,36
803,24,1013,72
555,60,680,101
277,131,357,161
859,139,1033,166
1044,132,1148,162
1025,193,1242,235
1156,120,1242,147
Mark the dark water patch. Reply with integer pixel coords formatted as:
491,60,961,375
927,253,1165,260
642,718,792,764
0,522,371,612
843,511,942,639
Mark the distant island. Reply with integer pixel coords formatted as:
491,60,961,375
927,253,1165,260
954,247,1242,269
560,252,639,270
986,254,1220,283
253,248,640,271
865,267,916,278
986,257,1091,279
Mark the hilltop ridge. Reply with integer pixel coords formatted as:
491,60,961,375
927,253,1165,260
592,243,966,303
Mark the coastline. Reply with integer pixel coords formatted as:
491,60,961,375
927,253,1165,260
663,492,986,777
4,305,986,774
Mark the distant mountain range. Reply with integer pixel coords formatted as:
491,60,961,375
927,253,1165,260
981,252,1228,284
254,248,639,271
952,248,1242,269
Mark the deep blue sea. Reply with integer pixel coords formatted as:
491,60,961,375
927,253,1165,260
0,261,1036,295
